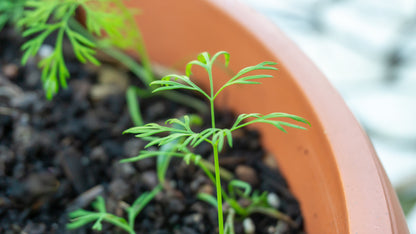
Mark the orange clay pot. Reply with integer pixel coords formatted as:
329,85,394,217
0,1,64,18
124,0,408,233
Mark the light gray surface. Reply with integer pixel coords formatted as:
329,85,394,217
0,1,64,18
240,0,416,231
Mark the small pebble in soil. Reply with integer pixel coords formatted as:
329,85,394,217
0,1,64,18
2,63,19,79
263,153,279,169
267,192,281,209
198,183,214,195
22,221,46,234
66,185,104,211
168,198,186,213
113,161,136,179
90,66,129,102
38,44,54,58
235,165,259,186
275,220,290,234
243,217,256,234
90,145,108,163
184,213,203,225
109,178,131,200
141,170,158,189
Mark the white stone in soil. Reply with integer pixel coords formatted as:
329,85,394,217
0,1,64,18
267,193,281,209
275,220,289,234
243,217,255,234
38,44,54,58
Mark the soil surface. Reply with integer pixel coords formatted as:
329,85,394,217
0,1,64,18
0,26,304,234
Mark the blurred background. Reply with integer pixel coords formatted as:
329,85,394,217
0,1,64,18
240,0,416,232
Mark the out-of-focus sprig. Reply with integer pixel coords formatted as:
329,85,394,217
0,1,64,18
18,0,143,99
0,0,26,31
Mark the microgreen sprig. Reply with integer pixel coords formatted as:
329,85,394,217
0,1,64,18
0,0,26,31
15,0,208,124
125,51,310,233
67,185,162,233
18,0,144,99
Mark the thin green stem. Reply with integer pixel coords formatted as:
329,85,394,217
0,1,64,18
207,62,224,233
126,86,153,126
213,144,224,234
100,214,135,234
210,100,216,128
224,208,235,234
207,67,216,126
200,158,233,182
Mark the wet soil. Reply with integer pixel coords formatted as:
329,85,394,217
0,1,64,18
0,26,304,234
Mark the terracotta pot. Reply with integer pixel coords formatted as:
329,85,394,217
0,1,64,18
125,0,408,233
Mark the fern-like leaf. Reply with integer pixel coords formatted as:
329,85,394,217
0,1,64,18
231,112,310,133
151,74,210,99
67,196,132,233
214,61,278,98
185,51,230,77
0,0,26,31
124,115,217,150
18,0,141,99
126,185,162,230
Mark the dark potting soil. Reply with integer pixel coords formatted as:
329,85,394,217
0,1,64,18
0,26,304,234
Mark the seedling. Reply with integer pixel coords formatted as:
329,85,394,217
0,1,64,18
124,51,309,233
17,0,143,99
14,0,206,125
67,185,162,233
0,0,25,31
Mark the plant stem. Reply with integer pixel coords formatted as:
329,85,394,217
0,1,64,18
224,208,235,234
208,64,224,234
198,158,233,182
126,86,153,126
213,144,224,234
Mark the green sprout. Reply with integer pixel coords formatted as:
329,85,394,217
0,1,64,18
67,185,162,233
16,0,207,124
0,0,26,31
18,0,140,99
124,51,310,233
